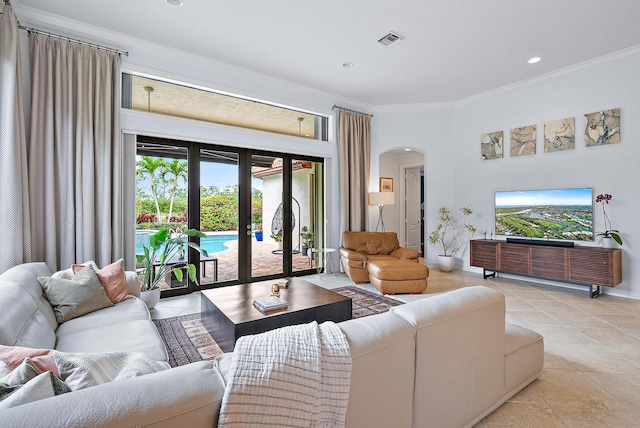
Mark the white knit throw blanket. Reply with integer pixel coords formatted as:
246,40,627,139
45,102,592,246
218,321,352,428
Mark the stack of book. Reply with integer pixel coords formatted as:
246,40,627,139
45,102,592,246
253,296,288,313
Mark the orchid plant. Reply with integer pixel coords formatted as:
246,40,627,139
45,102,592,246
594,193,623,245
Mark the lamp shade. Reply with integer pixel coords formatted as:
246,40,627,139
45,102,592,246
368,192,395,206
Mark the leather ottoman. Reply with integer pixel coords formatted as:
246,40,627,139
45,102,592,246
367,259,429,294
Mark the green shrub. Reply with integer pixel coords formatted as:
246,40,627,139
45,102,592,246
200,195,238,232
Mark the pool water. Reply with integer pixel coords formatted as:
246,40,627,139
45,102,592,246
199,234,238,254
135,233,237,255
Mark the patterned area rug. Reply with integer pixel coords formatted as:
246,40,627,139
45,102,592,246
153,285,403,367
331,286,403,318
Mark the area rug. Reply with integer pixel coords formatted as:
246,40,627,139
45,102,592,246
153,285,403,367
331,286,403,318
153,313,223,367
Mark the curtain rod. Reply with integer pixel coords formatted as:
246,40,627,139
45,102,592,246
0,7,128,56
20,25,129,56
332,105,373,117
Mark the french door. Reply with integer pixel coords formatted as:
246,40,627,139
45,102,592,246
135,136,322,297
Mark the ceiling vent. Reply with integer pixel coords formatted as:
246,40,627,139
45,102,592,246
377,31,405,47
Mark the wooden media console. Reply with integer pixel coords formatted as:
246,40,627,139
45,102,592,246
470,239,622,298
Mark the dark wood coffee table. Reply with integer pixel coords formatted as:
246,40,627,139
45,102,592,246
200,278,352,351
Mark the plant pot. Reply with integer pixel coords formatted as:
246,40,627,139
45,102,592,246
255,231,263,241
276,242,283,251
601,237,617,249
437,255,456,272
140,288,161,309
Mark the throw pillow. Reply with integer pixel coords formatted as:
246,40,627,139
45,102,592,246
38,266,113,323
72,259,133,304
52,260,99,280
0,345,58,377
0,370,71,409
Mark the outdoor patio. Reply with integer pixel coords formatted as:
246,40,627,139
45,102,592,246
156,237,322,290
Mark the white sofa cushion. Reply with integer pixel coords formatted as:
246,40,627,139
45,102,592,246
504,322,544,394
0,283,57,348
392,286,506,428
338,311,416,428
55,320,168,362
56,298,150,337
0,263,58,348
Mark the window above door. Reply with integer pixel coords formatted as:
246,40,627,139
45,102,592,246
123,74,329,141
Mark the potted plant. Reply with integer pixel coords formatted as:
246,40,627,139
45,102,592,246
271,232,283,251
136,228,208,309
594,193,623,247
428,206,477,272
300,226,315,256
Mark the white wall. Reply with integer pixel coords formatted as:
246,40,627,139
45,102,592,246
373,50,640,298
371,104,454,252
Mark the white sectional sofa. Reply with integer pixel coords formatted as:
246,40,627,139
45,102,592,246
0,262,543,428
0,262,167,361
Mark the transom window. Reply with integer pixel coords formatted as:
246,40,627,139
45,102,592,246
122,74,328,141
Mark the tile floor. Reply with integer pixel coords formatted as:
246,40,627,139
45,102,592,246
151,270,640,427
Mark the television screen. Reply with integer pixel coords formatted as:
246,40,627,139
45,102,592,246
495,188,593,241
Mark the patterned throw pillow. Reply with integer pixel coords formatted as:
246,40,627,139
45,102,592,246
38,265,113,323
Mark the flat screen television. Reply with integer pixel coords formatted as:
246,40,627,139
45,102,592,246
495,187,593,241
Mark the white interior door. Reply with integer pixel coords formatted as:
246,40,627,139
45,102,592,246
405,167,422,253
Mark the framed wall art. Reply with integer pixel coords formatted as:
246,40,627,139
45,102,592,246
544,117,575,152
510,125,536,157
481,131,504,160
380,177,393,192
585,108,620,146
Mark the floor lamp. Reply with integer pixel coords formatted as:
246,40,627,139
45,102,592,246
368,192,395,232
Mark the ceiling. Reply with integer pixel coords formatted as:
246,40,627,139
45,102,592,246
14,0,640,105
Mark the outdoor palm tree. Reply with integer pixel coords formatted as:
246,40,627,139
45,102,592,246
162,159,188,220
136,156,166,220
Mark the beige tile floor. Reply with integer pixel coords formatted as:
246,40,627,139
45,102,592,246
151,269,640,427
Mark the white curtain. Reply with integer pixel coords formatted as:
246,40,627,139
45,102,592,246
28,33,123,271
0,4,31,274
337,109,371,234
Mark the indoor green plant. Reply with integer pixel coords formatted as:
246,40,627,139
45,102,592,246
136,228,208,308
594,193,623,246
428,206,477,272
300,226,315,255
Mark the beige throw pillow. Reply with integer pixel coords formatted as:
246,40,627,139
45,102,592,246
72,259,133,303
38,265,113,323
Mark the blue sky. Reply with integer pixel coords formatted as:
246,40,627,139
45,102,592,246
495,188,592,207
137,157,262,193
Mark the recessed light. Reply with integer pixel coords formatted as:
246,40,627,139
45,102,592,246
404,148,411,152
166,0,183,6
528,57,541,64
343,62,354,68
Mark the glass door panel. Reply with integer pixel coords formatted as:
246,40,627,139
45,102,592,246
251,155,284,278
292,159,324,273
199,149,240,285
135,143,189,293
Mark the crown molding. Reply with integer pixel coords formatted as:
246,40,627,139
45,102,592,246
454,45,640,107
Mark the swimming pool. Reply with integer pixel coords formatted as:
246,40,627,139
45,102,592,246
199,234,238,254
135,232,237,255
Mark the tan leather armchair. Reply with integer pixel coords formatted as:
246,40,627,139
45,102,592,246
339,232,420,283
